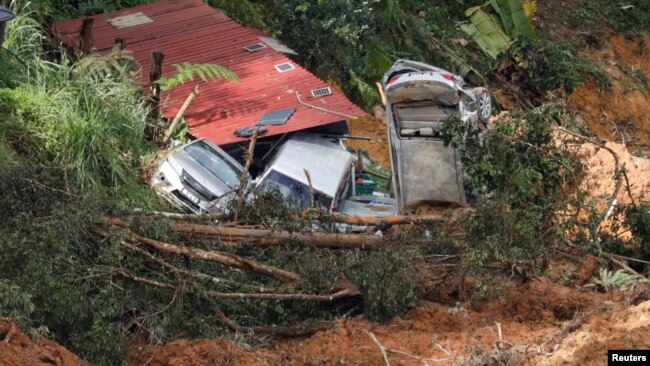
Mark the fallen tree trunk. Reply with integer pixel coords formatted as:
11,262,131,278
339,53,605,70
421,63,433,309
116,269,358,302
303,207,471,226
169,222,383,250
120,241,247,289
153,210,468,226
125,230,304,284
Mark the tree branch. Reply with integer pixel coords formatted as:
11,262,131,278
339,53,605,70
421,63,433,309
214,308,331,337
117,227,304,284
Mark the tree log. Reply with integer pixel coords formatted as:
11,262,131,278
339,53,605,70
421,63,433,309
120,241,244,289
169,222,383,250
304,209,471,226
126,230,304,284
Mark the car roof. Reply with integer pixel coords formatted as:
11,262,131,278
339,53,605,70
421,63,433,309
265,132,353,197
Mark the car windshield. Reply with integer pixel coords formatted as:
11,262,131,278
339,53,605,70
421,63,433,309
258,170,332,211
184,141,241,188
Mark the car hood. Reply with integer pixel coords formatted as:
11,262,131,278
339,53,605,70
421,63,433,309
339,196,398,218
173,150,245,198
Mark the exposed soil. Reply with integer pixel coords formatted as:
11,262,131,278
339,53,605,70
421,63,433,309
0,318,84,366
537,299,650,366
120,275,645,366
569,33,650,156
127,338,264,366
346,106,391,168
557,132,650,206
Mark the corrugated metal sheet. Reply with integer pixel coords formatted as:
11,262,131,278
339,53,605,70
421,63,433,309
53,0,365,146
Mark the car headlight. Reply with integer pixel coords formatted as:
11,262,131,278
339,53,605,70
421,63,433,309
167,155,183,173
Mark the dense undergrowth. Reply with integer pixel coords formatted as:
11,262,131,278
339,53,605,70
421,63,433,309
1,1,650,365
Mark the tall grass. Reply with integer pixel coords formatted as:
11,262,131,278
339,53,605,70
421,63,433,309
1,2,153,191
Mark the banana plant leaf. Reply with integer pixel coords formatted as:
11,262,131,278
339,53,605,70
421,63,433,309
462,5,512,59
489,0,535,39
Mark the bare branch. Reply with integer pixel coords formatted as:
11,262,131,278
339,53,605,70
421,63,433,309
118,227,304,284
365,331,392,366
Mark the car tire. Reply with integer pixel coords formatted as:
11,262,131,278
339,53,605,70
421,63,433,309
472,87,492,126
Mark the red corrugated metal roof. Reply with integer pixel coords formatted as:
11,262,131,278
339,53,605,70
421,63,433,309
53,0,365,146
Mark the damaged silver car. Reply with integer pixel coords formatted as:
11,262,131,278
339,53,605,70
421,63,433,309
151,139,246,214
382,59,492,213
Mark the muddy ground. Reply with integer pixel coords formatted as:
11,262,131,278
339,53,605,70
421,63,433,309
126,275,650,366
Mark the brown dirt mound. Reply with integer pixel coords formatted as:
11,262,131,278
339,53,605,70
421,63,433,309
346,106,390,168
569,33,650,155
559,134,650,206
260,277,616,366
538,300,650,366
0,318,84,366
127,337,264,366
103,262,635,366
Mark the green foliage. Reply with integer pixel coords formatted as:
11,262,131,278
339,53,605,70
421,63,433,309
625,204,650,260
0,69,152,190
158,62,240,91
586,268,641,292
347,244,418,321
205,0,268,30
444,105,583,267
29,0,157,19
510,37,611,93
489,0,534,39
461,5,512,59
577,0,650,35
75,45,140,81
0,280,35,328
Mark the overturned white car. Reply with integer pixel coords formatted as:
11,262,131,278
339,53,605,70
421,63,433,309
382,59,492,213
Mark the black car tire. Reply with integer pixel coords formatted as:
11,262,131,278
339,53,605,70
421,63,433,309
472,87,492,126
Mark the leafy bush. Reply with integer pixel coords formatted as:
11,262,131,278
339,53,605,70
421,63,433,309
510,37,611,94
444,106,583,267
586,268,641,292
0,66,152,190
347,244,418,321
625,204,650,260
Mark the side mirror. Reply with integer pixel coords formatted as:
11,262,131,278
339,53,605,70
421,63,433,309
0,6,16,48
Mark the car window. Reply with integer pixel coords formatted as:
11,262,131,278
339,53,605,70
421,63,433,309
258,170,332,211
185,141,241,188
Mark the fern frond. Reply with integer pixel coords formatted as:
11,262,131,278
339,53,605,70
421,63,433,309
158,63,239,91
75,45,140,81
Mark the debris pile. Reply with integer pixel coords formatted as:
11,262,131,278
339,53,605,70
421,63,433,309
0,318,83,366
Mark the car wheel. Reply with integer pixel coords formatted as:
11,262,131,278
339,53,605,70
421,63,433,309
473,87,492,125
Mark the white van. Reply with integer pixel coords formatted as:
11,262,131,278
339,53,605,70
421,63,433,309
255,132,355,212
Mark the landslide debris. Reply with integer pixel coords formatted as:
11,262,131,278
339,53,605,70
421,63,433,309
0,318,85,366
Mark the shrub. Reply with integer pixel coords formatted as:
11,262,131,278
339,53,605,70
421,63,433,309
444,106,583,268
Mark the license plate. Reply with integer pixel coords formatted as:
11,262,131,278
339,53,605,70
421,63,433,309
181,188,200,204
